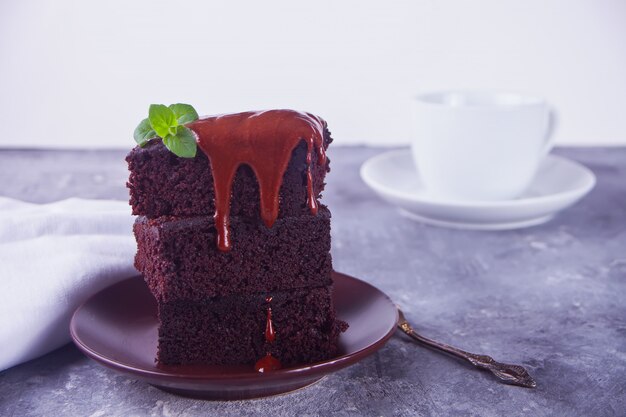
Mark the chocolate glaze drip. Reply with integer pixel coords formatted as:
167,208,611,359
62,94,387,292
264,296,276,343
255,295,282,372
188,110,327,252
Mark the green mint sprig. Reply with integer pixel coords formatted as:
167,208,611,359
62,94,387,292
133,103,199,158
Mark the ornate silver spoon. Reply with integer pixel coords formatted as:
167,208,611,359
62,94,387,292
397,307,536,388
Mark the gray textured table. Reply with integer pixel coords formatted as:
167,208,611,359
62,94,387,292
1,147,625,417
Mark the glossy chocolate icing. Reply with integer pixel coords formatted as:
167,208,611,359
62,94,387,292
188,110,327,252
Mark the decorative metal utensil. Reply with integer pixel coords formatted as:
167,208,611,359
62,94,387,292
397,307,536,388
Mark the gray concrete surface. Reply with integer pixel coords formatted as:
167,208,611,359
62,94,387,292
0,146,625,416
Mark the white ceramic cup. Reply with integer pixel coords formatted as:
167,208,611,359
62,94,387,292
411,91,556,201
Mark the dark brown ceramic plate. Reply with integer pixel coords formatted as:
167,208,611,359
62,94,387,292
70,271,398,400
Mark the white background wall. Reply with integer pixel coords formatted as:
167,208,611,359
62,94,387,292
1,0,625,148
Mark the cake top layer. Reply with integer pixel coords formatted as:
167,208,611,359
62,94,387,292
187,109,328,252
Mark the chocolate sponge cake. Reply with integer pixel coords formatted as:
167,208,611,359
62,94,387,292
133,207,333,301
126,134,331,220
127,108,346,370
158,287,346,366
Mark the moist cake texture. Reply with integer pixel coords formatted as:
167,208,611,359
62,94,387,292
127,109,346,369
157,287,347,366
126,134,331,220
133,207,333,301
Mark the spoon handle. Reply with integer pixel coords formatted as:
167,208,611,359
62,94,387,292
397,308,536,388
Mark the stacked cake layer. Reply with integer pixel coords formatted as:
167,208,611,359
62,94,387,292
157,287,343,366
133,208,333,302
127,116,345,368
127,141,329,220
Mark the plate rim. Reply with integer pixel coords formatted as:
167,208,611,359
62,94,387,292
70,271,399,383
360,148,596,209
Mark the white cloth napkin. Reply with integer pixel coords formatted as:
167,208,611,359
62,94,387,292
0,197,137,372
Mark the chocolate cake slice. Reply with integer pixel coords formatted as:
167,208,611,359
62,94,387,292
133,207,332,302
126,134,331,220
158,287,346,366
127,109,346,370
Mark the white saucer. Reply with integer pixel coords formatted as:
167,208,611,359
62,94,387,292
360,149,596,230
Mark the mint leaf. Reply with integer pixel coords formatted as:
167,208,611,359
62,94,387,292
135,103,199,156
162,126,197,158
169,103,199,125
133,118,156,147
149,104,177,138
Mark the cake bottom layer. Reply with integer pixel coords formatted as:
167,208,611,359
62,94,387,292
157,285,347,367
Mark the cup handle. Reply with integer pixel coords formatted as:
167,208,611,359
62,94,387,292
540,108,558,156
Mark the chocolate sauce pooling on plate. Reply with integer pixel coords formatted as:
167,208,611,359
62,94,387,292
255,353,281,373
188,110,327,252
255,296,282,372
